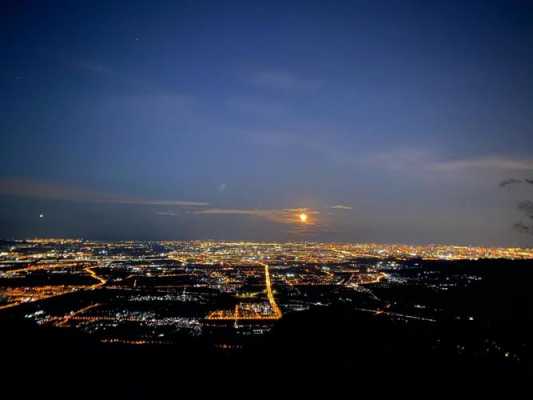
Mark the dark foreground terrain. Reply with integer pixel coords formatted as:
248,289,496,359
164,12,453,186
1,259,532,397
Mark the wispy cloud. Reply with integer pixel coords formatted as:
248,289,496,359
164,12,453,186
105,199,208,207
193,207,319,225
0,178,207,208
154,211,181,217
430,157,533,172
246,132,533,185
361,150,533,176
358,149,436,173
331,205,353,210
192,206,329,237
250,70,323,91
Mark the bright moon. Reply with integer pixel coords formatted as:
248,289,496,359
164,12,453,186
299,213,308,223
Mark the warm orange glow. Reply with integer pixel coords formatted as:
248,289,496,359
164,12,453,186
299,213,308,223
207,262,282,320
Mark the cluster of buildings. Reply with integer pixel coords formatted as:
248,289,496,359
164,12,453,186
0,238,532,346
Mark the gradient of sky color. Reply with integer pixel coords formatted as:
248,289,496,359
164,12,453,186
1,0,533,246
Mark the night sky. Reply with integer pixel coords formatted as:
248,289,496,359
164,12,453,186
1,0,533,246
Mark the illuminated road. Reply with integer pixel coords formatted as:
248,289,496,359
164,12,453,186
259,262,282,319
56,303,101,327
207,262,282,321
0,264,107,311
84,267,107,289
0,286,83,311
362,272,387,285
353,306,436,323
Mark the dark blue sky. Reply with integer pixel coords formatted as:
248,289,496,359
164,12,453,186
1,0,533,245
